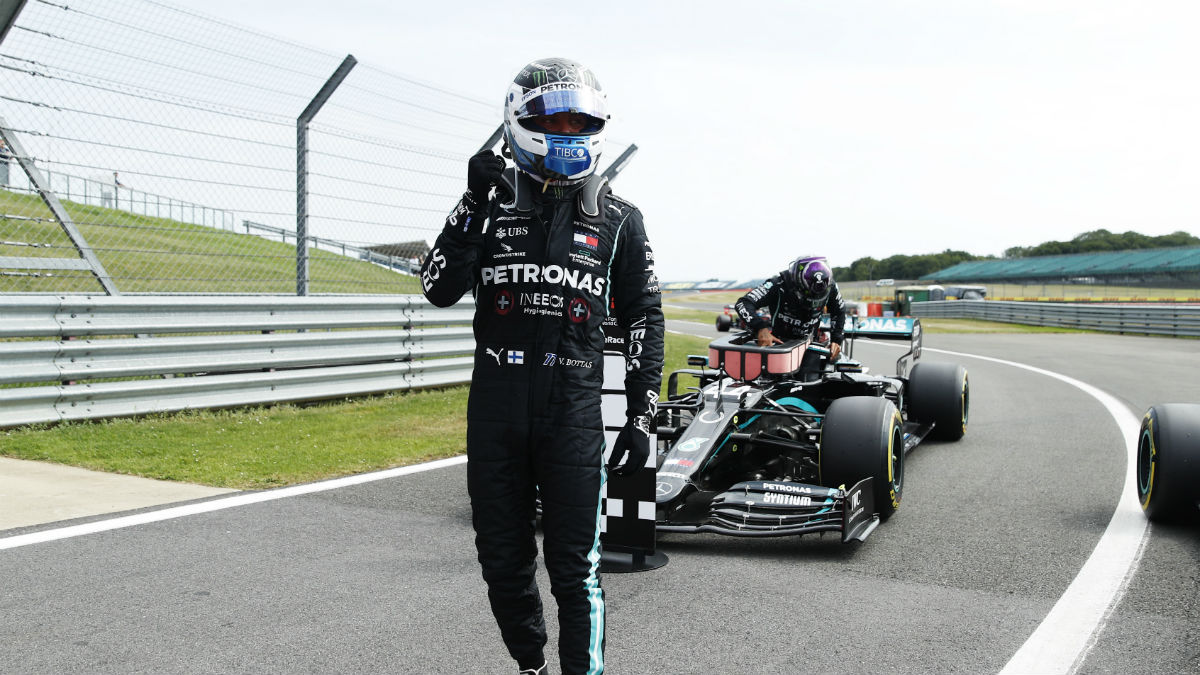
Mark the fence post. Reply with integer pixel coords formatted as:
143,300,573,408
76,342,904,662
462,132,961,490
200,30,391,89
296,54,357,296
0,0,27,44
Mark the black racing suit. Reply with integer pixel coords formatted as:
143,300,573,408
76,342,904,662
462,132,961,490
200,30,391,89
735,275,846,377
421,171,663,675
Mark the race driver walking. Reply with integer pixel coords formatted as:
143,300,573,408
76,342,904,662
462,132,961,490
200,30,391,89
420,57,663,675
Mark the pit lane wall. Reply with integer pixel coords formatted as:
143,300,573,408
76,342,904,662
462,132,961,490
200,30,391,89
0,295,476,429
911,300,1200,337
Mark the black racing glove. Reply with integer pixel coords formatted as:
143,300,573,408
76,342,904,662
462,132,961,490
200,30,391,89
466,150,505,201
607,414,652,477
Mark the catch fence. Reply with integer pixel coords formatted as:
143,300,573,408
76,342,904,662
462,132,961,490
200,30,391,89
0,0,633,296
912,300,1200,338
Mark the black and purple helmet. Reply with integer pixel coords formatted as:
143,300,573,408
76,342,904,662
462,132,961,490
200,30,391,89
783,256,833,301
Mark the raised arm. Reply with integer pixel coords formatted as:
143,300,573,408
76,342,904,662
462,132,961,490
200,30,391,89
420,151,504,307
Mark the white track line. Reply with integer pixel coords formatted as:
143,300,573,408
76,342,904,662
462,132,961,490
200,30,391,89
0,456,467,551
666,327,715,340
883,343,1148,674
649,330,1145,672
677,331,1146,671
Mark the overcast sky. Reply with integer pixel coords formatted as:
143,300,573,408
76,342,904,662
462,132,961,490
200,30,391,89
197,0,1200,281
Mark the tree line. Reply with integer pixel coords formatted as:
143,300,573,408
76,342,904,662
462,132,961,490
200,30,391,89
832,229,1200,282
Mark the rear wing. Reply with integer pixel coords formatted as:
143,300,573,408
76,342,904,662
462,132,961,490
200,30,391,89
846,316,918,339
824,316,923,378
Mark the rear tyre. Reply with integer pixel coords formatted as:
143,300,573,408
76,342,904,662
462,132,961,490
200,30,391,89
821,396,904,520
716,314,732,332
1137,404,1200,523
908,361,969,441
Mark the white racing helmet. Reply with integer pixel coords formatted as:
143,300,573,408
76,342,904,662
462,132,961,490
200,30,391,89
503,58,608,185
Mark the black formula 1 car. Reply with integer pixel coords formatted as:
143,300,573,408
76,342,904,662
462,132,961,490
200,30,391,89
653,317,968,542
1136,403,1200,522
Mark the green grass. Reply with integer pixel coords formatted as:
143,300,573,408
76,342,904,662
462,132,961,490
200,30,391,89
663,331,712,378
1,331,716,488
0,189,420,294
1,388,469,489
662,306,722,324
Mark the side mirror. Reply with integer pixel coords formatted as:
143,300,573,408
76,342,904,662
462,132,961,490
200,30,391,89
686,355,708,368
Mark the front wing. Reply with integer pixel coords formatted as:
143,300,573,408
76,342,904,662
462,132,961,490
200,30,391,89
657,477,878,543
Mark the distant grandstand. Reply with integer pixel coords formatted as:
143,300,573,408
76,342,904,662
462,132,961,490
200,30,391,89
922,247,1200,287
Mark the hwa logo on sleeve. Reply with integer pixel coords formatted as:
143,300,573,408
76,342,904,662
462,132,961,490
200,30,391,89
568,297,591,323
494,289,514,315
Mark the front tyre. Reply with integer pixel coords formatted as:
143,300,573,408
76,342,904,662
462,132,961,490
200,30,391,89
821,396,904,520
908,361,969,441
716,314,732,332
1137,404,1200,523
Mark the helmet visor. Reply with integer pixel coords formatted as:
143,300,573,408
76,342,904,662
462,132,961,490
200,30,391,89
518,88,607,128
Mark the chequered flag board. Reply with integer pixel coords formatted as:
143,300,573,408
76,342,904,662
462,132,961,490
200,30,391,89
599,316,657,555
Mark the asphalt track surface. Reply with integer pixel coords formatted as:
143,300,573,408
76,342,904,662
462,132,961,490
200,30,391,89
3,320,1198,673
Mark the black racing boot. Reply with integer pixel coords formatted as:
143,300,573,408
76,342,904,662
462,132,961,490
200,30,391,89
518,661,548,675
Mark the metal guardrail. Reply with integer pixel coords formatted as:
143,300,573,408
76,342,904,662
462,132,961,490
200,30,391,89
6,168,240,232
912,300,1200,337
240,220,421,275
0,295,475,428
